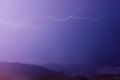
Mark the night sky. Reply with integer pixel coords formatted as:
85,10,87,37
0,0,120,68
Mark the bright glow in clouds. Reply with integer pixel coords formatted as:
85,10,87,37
0,0,86,64
0,0,119,65
0,1,119,29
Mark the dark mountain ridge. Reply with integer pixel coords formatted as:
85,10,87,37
0,62,57,80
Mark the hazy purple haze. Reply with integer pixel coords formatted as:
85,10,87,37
0,0,120,68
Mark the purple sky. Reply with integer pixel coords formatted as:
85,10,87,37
0,0,120,67
0,0,85,64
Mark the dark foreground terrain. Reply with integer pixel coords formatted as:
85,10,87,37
31,74,120,80
0,62,119,80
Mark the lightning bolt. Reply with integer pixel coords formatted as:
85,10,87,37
0,10,120,30
0,19,35,29
23,13,120,23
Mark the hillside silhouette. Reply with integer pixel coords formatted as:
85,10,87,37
0,62,57,80
0,62,119,80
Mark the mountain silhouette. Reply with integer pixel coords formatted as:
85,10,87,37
0,62,57,80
